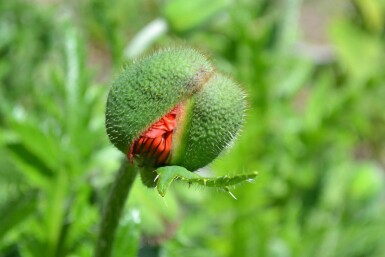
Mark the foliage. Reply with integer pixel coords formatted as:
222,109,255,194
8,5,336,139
155,166,258,197
1,0,385,256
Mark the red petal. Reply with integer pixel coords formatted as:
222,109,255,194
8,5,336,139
128,106,179,166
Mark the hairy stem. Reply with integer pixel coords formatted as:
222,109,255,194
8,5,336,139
94,158,138,257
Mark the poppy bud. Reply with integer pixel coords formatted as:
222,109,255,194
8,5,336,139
106,48,245,187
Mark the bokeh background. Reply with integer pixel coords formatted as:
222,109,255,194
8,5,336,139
1,0,385,256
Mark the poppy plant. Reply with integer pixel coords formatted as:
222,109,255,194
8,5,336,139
106,48,248,187
96,48,257,257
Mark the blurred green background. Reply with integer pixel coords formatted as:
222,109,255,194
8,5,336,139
1,0,385,256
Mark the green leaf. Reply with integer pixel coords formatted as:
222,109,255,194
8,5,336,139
155,166,258,197
44,171,69,256
355,0,384,33
163,0,230,32
329,20,383,81
7,119,59,172
0,191,37,240
6,143,52,188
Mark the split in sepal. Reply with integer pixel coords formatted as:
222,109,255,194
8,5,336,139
154,166,258,198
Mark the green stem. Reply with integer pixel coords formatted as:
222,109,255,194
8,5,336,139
94,158,138,257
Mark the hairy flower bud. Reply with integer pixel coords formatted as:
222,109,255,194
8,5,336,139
105,48,245,186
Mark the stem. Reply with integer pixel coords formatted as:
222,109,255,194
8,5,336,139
94,158,138,257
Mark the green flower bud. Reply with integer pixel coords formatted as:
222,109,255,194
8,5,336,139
105,48,245,186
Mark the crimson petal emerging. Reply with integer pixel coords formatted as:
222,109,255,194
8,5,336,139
128,106,180,166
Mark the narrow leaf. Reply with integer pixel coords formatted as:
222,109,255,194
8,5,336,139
155,166,258,197
0,191,37,239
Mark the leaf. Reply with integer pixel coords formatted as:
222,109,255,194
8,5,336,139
355,0,384,33
163,0,230,32
6,142,52,188
7,119,59,172
154,166,258,197
0,191,37,240
7,143,53,178
329,20,383,81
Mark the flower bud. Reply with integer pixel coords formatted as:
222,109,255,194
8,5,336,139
105,48,245,185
